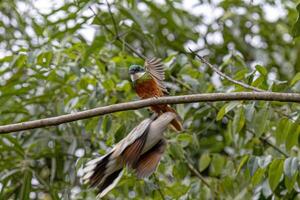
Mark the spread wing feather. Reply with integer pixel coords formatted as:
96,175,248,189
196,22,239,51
144,58,168,94
112,117,154,157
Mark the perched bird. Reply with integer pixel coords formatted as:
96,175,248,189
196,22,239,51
82,112,177,198
129,58,183,131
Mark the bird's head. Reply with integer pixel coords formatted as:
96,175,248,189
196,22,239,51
129,65,145,82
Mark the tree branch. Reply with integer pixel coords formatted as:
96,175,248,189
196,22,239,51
189,49,264,92
1,92,300,134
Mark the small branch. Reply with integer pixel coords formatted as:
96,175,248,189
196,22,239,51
185,157,220,197
186,161,211,188
249,129,289,157
1,92,300,134
189,49,264,92
260,136,289,157
105,0,119,36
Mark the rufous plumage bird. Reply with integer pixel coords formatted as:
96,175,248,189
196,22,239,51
82,112,177,198
129,58,183,131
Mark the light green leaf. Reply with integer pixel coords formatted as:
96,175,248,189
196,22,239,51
286,124,300,151
252,168,265,186
177,133,193,147
237,155,249,174
255,65,267,76
198,152,211,172
11,54,27,68
209,154,226,176
268,159,283,191
253,106,269,137
275,118,289,145
290,72,300,86
284,172,298,192
216,102,240,121
37,51,53,67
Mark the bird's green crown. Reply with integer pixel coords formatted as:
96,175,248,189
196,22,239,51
129,65,145,75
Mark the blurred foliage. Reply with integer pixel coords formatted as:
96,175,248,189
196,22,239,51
0,0,300,199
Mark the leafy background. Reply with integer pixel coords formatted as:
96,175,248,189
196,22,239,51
0,0,300,199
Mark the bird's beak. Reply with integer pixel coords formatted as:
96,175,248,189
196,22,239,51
130,72,145,81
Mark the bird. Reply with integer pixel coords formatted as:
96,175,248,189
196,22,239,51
82,112,177,198
128,58,183,131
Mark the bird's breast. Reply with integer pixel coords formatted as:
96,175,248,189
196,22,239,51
135,78,163,98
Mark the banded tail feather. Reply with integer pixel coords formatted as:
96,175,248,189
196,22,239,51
81,112,177,198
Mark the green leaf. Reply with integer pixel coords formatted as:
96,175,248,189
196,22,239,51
168,143,185,160
173,162,188,179
252,168,265,186
216,102,240,121
209,154,226,176
37,51,53,67
19,170,32,200
292,3,300,38
11,54,27,68
251,76,264,87
245,102,255,121
283,157,298,178
247,156,259,176
255,65,267,76
252,106,269,137
286,123,300,151
198,152,211,172
102,116,112,133
177,133,193,147
284,172,298,192
275,118,289,145
268,159,283,191
237,155,249,174
224,120,233,145
290,72,300,86
232,106,245,133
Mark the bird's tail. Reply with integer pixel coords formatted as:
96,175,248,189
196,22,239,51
161,105,183,131
82,152,123,199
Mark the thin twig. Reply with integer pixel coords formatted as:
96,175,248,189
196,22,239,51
105,0,119,36
1,92,300,134
186,161,211,188
185,156,220,197
251,130,289,157
189,48,264,92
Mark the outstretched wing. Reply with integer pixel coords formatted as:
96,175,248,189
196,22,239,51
112,115,156,157
144,58,168,94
